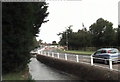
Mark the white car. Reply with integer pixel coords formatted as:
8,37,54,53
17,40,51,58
91,48,120,64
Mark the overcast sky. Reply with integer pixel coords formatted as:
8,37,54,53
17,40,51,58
36,0,119,43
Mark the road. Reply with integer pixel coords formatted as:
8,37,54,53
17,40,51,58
42,48,120,71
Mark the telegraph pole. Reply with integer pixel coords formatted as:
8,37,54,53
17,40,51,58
65,27,68,50
66,31,68,50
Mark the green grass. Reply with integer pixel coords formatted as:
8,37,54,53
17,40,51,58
2,67,35,81
2,72,25,80
57,49,94,55
3,72,35,81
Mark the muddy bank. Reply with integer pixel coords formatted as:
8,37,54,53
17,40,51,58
36,54,120,80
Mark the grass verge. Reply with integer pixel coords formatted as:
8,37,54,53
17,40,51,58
2,66,35,81
57,49,94,55
2,72,25,80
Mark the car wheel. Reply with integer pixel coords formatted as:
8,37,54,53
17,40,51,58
104,60,109,65
112,61,117,64
93,59,97,63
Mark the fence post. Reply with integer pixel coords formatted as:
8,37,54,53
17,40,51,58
76,55,79,62
37,50,38,54
40,51,42,55
41,51,43,55
52,52,54,57
44,51,46,55
39,51,41,55
57,53,60,58
48,52,49,56
46,52,47,55
45,52,47,55
109,59,112,70
65,53,67,60
37,50,39,54
1,76,2,82
91,56,93,65
43,51,45,55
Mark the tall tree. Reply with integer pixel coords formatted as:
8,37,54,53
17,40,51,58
52,41,57,45
89,18,115,47
58,26,91,50
58,25,73,49
2,2,49,74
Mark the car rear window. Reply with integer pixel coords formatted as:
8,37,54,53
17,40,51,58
99,49,118,54
109,49,118,54
100,49,118,54
95,50,107,54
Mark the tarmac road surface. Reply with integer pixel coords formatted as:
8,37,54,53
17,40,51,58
42,48,120,71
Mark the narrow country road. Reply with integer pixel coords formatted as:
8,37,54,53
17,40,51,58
43,48,120,71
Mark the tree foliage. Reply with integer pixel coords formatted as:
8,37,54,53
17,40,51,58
52,41,57,45
89,18,115,47
58,18,119,50
2,2,49,74
58,25,91,50
58,25,73,49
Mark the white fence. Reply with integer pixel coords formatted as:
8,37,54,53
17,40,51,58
38,50,119,71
